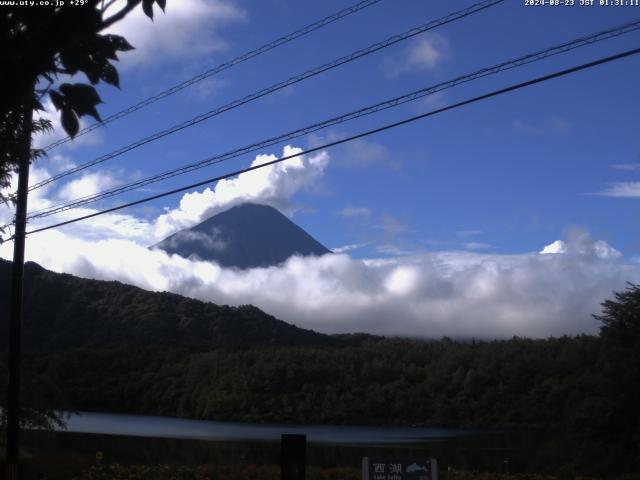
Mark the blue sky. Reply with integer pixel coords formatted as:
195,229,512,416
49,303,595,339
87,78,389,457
2,0,639,338
52,0,640,256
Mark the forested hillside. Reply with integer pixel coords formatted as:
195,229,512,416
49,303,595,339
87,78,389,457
1,260,638,475
0,259,329,351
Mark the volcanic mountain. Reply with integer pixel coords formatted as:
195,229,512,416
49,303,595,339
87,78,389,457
153,203,331,269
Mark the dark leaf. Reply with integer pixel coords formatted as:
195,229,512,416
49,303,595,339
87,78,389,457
89,35,118,61
142,0,154,19
49,90,66,111
60,108,79,138
103,34,135,52
82,62,102,84
60,83,102,105
101,44,119,61
83,105,101,122
32,118,53,135
156,0,166,11
59,83,103,122
68,100,100,122
59,48,83,76
62,43,104,84
100,64,120,88
30,148,47,161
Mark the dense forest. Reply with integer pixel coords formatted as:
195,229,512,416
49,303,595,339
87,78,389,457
1,260,639,476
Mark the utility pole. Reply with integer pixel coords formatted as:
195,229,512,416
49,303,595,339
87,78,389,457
5,91,34,480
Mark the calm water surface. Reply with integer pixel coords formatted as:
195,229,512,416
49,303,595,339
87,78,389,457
21,412,542,477
61,411,482,444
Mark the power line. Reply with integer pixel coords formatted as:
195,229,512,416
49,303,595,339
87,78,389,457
16,46,640,240
25,19,640,220
41,0,386,152
28,0,505,193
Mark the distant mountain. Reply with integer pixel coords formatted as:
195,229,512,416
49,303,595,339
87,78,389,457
0,259,330,353
153,203,331,269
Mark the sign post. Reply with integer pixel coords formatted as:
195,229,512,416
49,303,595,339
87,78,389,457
363,458,437,480
281,434,306,480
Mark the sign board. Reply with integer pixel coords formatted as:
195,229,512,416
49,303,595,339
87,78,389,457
362,458,437,480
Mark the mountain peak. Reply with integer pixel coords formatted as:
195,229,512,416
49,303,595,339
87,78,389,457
154,203,331,269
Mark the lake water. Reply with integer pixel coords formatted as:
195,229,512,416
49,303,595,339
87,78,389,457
60,411,483,444
21,412,544,477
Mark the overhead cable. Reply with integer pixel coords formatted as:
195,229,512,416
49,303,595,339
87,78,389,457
42,0,386,151
16,46,640,239
25,19,640,220
28,0,505,192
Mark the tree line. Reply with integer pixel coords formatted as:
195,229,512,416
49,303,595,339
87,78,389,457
1,260,639,476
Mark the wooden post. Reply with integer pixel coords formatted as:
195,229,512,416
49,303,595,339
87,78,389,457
5,91,34,480
281,434,306,480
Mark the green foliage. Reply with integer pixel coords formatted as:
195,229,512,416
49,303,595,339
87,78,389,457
72,464,361,480
0,0,164,203
2,261,640,475
446,471,587,480
592,283,640,471
73,463,279,480
0,356,68,448
70,465,610,480
595,283,640,347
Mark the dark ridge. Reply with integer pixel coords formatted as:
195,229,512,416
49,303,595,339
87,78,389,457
0,258,331,353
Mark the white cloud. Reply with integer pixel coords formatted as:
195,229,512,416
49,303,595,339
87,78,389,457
611,163,640,171
383,34,449,77
342,139,394,169
105,0,245,68
407,37,446,69
540,240,565,254
413,90,448,113
47,154,77,172
3,146,637,341
462,242,491,250
332,243,368,254
159,228,228,257
189,77,230,99
309,133,397,171
153,145,329,239
1,228,637,339
2,145,326,246
56,171,120,202
337,207,371,219
0,162,155,245
375,244,414,257
539,230,621,259
377,213,407,236
457,230,482,237
512,116,573,136
596,182,640,198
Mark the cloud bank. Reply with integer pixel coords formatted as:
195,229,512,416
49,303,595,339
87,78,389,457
153,146,329,238
0,146,327,245
1,226,637,339
2,145,637,340
105,0,245,68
